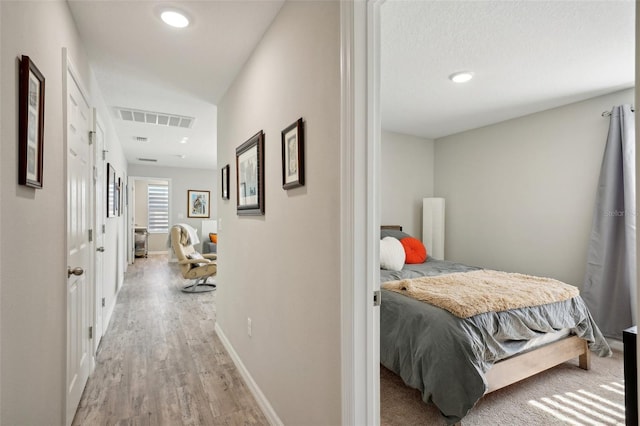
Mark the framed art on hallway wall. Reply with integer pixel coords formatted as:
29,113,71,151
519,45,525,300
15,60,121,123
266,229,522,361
221,164,230,200
281,117,304,190
188,190,210,218
107,163,117,218
18,55,45,189
236,130,265,215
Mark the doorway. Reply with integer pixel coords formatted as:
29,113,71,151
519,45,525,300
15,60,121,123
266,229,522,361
129,177,171,261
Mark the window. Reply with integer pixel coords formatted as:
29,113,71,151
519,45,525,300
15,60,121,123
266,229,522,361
148,183,169,233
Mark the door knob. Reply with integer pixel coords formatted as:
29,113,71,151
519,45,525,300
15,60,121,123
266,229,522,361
97,247,105,252
67,267,84,278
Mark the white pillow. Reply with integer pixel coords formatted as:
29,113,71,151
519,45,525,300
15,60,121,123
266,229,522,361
380,237,405,271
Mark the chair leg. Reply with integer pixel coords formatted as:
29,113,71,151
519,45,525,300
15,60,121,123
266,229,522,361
182,276,216,293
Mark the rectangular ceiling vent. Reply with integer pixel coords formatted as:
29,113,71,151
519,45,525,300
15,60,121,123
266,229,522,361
137,158,158,163
134,136,148,142
116,107,195,129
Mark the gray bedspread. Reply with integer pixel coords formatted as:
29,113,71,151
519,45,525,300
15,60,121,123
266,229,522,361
380,258,612,424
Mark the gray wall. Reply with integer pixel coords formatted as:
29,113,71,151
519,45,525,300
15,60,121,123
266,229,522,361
434,88,634,288
217,2,341,424
381,130,434,238
0,1,127,423
128,164,216,253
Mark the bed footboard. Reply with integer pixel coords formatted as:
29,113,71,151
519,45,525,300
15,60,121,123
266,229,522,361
485,335,589,394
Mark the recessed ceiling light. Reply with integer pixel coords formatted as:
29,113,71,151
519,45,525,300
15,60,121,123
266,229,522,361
179,137,188,144
449,71,474,83
161,10,190,28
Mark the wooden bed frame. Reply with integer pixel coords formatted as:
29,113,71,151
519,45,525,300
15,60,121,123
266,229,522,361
452,336,590,425
485,335,590,393
380,226,592,425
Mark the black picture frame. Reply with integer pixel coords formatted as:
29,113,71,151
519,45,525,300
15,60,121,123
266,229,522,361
221,164,230,200
117,177,122,216
107,163,117,218
236,130,265,215
281,118,304,189
18,55,45,189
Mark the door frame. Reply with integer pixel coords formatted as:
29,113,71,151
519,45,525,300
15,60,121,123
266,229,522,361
92,110,106,354
128,175,173,261
63,48,94,426
340,0,383,424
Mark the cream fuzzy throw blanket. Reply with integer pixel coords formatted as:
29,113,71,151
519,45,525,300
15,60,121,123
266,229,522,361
382,269,579,318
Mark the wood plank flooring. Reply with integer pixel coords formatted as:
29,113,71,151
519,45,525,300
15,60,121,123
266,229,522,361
72,255,268,426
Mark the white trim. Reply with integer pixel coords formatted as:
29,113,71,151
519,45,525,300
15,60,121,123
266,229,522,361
340,1,381,424
63,47,94,426
147,250,169,255
214,323,283,426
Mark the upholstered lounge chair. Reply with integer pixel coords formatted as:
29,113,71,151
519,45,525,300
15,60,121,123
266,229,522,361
170,225,217,293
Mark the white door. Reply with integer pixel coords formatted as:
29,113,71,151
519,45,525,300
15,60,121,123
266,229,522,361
65,60,92,426
93,112,106,351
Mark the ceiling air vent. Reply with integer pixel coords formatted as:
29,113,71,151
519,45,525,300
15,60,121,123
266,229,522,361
116,106,195,129
137,158,158,163
134,136,148,142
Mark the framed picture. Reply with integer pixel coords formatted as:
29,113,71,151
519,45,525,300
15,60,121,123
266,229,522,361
18,55,45,188
221,164,230,200
107,163,117,218
188,190,210,218
281,118,304,189
236,130,265,215
117,177,123,216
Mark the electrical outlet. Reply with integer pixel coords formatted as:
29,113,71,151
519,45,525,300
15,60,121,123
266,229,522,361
247,317,252,337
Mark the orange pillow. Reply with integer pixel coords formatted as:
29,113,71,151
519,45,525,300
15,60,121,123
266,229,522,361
399,237,427,264
209,233,218,244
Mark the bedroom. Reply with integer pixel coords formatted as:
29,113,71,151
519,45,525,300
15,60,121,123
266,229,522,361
378,0,634,424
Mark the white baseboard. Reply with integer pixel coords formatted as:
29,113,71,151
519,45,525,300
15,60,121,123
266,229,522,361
607,338,624,352
214,323,283,426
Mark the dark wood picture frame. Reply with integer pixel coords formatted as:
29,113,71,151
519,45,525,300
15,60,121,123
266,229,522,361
18,55,45,189
281,118,304,189
236,130,265,215
117,177,123,216
187,190,211,218
107,163,117,218
221,164,230,200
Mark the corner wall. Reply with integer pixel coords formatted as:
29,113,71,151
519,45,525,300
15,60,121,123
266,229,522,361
381,130,434,238
434,88,634,287
216,2,342,424
0,1,89,423
1,2,129,422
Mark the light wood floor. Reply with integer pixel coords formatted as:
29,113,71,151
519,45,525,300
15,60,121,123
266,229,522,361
72,255,268,426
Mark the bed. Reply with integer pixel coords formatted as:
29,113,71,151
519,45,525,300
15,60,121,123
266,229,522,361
379,227,612,425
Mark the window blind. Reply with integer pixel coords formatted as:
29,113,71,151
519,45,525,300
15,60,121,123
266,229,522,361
148,183,169,233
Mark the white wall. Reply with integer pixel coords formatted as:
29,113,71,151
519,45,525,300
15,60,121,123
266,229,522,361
90,72,128,318
1,2,128,423
128,164,216,253
434,88,634,288
381,130,434,238
217,2,341,424
0,2,3,416
1,1,87,423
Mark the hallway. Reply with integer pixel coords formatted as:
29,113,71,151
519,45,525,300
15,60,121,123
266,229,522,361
72,256,267,425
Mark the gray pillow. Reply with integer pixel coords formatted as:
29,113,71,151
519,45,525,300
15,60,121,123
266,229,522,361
380,229,412,240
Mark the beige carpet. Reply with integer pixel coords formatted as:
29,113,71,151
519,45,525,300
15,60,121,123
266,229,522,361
381,350,625,425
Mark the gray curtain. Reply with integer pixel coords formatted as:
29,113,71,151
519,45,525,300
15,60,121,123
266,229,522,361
582,105,636,340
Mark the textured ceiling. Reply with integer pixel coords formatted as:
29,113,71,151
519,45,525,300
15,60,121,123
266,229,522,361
381,0,635,140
